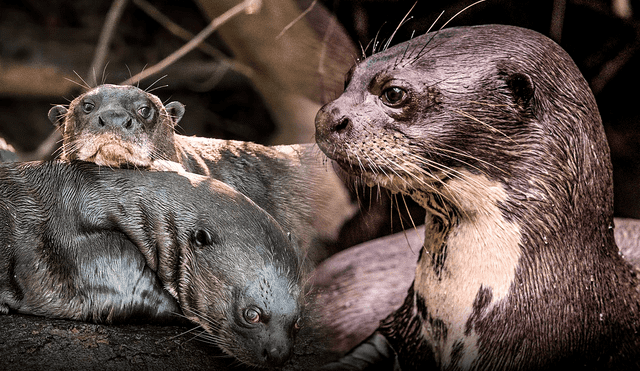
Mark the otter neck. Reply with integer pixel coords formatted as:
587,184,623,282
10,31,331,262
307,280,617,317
408,172,522,368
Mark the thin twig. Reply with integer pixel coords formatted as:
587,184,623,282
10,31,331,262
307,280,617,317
131,0,254,78
121,0,255,86
276,0,317,40
88,0,129,87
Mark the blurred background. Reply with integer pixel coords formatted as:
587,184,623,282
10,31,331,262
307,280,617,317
0,0,638,218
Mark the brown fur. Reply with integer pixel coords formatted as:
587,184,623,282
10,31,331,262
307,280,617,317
315,24,640,370
48,85,356,263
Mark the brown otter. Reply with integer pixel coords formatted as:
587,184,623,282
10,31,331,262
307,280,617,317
47,85,356,263
0,160,303,368
314,24,640,370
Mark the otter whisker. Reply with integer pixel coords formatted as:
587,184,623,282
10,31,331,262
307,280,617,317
64,76,92,91
145,74,169,92
146,84,169,94
371,152,456,208
408,14,445,64
429,143,506,175
358,41,367,61
385,1,417,52
438,0,486,33
412,0,487,63
395,193,418,254
371,22,387,55
394,160,473,216
451,109,516,143
402,151,489,190
362,38,375,60
344,143,364,173
397,193,417,233
465,100,510,108
100,61,110,86
374,153,420,190
166,323,203,341
195,328,229,344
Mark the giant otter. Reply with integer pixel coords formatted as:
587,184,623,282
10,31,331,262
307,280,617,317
315,24,640,370
0,160,304,368
47,86,356,263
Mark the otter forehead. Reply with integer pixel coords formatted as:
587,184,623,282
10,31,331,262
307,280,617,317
73,84,160,111
346,25,550,93
244,264,300,316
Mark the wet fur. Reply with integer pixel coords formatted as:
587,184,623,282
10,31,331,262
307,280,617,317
0,160,303,368
48,85,356,263
315,24,640,370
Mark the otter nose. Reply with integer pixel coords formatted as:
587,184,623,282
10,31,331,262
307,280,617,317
315,103,352,142
97,110,134,131
262,343,292,367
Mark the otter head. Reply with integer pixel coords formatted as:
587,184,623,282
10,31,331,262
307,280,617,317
315,25,610,222
48,84,185,168
153,176,305,368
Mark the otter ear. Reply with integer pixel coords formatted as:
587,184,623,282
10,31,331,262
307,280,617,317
506,72,535,108
165,102,185,125
48,105,68,127
192,229,221,248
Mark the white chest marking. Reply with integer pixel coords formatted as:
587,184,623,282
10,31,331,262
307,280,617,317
413,172,522,369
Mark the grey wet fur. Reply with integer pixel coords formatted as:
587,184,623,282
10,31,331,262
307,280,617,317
315,24,640,370
48,84,356,263
0,160,303,368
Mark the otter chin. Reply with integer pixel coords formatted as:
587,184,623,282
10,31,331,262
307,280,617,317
315,24,640,370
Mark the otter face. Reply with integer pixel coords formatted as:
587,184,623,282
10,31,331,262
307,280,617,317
228,264,303,367
48,84,185,167
171,191,304,368
315,26,544,203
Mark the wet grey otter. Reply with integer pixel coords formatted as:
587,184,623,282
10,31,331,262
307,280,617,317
0,160,303,368
315,24,640,370
47,85,356,263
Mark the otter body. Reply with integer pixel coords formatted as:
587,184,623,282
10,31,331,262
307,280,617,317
48,85,356,262
0,160,303,368
315,24,640,369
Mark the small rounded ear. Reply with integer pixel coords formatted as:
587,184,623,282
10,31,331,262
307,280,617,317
165,101,185,125
48,105,68,127
506,72,535,107
192,229,221,248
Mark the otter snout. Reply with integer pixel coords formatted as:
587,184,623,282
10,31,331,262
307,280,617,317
315,102,353,146
261,340,293,367
97,109,136,132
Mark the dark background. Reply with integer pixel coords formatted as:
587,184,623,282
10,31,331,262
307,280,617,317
0,0,639,218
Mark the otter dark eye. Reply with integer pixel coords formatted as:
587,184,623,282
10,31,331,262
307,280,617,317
193,229,213,247
138,106,151,119
82,101,95,113
381,87,407,106
244,308,261,324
